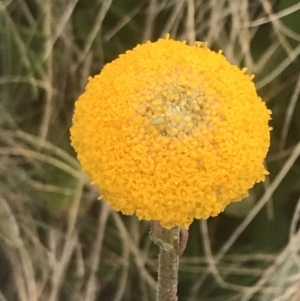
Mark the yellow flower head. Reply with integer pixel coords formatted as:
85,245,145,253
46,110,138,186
70,35,271,229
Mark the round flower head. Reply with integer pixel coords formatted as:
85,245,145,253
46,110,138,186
71,35,271,229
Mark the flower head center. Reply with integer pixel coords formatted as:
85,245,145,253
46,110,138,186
139,83,215,139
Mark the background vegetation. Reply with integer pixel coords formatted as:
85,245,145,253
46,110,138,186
1,0,300,300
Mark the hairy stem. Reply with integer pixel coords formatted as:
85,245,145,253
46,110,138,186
151,222,182,301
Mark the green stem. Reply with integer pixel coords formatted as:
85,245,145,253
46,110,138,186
151,222,180,301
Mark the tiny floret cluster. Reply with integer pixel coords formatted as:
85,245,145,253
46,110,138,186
70,35,271,229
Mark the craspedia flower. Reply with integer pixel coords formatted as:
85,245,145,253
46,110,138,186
70,35,271,229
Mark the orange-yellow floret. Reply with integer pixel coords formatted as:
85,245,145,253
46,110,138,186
70,35,271,229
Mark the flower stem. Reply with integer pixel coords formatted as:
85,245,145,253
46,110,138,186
151,222,180,301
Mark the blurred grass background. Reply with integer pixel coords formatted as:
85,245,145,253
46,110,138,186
1,0,300,300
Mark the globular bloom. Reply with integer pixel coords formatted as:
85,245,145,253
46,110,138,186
70,35,271,229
